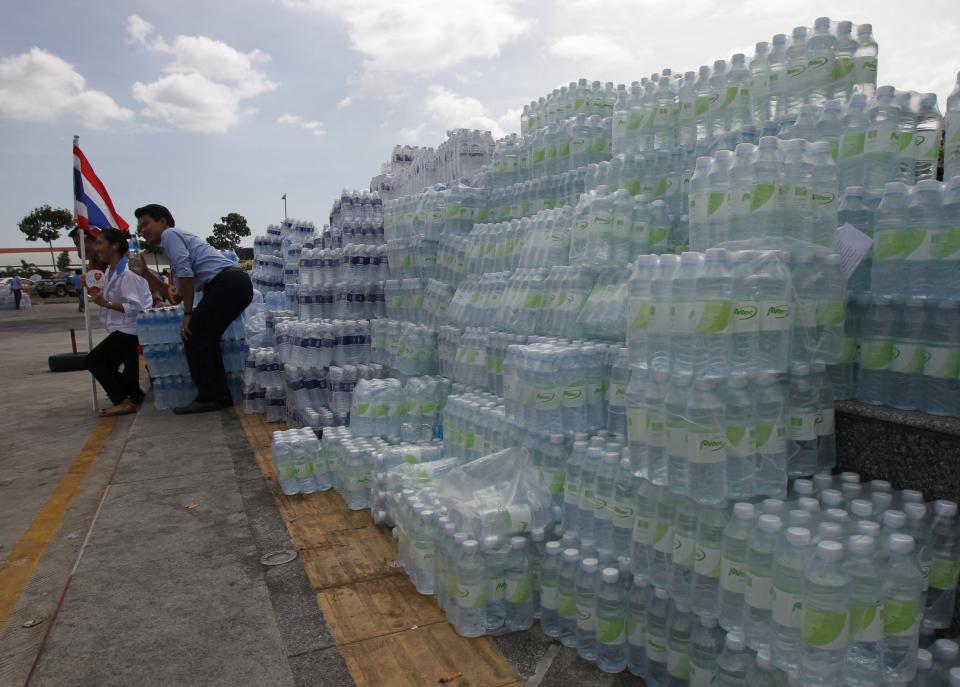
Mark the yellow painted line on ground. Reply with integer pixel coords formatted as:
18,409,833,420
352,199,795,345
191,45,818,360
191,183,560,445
0,417,116,630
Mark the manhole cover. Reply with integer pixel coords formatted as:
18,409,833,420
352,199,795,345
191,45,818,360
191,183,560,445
260,549,298,566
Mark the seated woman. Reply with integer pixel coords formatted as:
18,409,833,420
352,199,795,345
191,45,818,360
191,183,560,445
86,228,154,417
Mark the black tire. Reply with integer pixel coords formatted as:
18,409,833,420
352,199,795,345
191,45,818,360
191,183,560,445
48,352,88,372
54,285,67,297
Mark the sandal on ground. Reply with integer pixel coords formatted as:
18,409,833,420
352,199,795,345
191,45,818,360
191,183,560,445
98,399,138,417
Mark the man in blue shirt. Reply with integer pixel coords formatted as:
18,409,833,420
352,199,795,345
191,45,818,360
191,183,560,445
9,274,22,309
132,204,253,414
71,270,84,312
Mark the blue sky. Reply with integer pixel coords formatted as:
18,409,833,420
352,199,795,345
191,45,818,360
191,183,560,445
1,0,957,249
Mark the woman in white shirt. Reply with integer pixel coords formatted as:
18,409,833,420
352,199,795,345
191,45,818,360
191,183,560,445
86,228,154,417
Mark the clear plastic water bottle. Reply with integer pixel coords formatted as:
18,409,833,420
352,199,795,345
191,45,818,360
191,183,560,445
628,255,657,367
690,614,724,687
771,526,812,673
650,255,680,373
800,540,850,687
483,535,508,633
666,373,693,497
871,182,910,297
786,363,818,478
945,72,960,181
925,500,960,629
632,478,659,576
744,514,782,652
538,541,561,637
625,369,649,476
843,535,884,686
647,586,671,687
646,369,671,485
627,573,652,677
613,457,639,554
857,295,896,405
686,376,727,505
881,534,924,682
503,536,534,631
455,539,486,637
754,251,792,373
716,630,751,686
719,502,755,632
672,252,703,376
838,186,875,292
754,372,788,497
593,450,619,558
923,299,960,416
690,503,727,619
595,567,627,673
914,93,944,183
666,596,693,687
575,557,599,661
652,489,678,589
558,548,581,647
692,249,732,378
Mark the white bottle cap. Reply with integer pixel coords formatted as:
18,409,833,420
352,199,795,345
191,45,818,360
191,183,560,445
888,533,915,554
934,639,960,662
916,648,932,670
758,514,783,533
531,527,545,542
634,573,651,588
762,498,785,514
951,666,960,687
871,479,892,492
563,548,580,563
841,472,860,484
602,568,619,584
900,489,924,504
545,541,561,555
674,598,691,613
848,535,875,555
821,489,843,507
463,539,478,554
654,586,669,600
798,497,821,513
756,649,773,671
792,479,814,496
787,510,812,528
511,536,527,550
826,508,851,523
883,510,907,529
904,502,926,521
582,557,599,573
786,527,811,547
725,631,745,651
420,509,434,521
851,499,873,517
935,500,958,518
817,540,844,561
733,502,756,521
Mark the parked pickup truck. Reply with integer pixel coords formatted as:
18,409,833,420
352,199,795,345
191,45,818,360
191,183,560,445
34,272,79,298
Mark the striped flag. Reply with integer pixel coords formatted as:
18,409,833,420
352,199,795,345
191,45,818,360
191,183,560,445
73,141,128,233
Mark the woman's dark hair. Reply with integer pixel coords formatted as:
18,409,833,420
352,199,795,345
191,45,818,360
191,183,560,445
134,204,175,227
100,228,129,256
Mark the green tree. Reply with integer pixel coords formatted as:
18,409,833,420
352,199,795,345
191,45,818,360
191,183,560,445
18,205,75,269
56,251,72,272
207,212,250,251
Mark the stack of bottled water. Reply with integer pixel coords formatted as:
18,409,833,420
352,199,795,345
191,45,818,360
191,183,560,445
627,247,846,377
350,375,450,441
141,305,247,410
272,427,330,495
367,319,438,375
372,131,494,201
328,189,383,247
688,138,839,249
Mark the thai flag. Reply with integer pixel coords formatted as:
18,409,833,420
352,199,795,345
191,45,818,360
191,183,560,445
73,141,129,233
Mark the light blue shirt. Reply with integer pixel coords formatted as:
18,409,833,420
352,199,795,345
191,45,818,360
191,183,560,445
160,227,235,287
10,276,21,290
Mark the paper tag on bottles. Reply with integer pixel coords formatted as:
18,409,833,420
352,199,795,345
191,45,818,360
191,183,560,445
833,222,873,279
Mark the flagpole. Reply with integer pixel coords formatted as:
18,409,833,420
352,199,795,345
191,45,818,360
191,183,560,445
74,135,98,413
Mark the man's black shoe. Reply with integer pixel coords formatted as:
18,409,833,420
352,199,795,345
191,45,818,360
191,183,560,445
173,400,222,415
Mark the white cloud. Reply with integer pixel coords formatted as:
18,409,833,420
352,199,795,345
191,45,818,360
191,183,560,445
336,95,353,109
129,17,277,132
282,1,530,75
548,34,636,66
125,15,154,45
277,112,327,137
412,85,516,140
0,48,133,128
